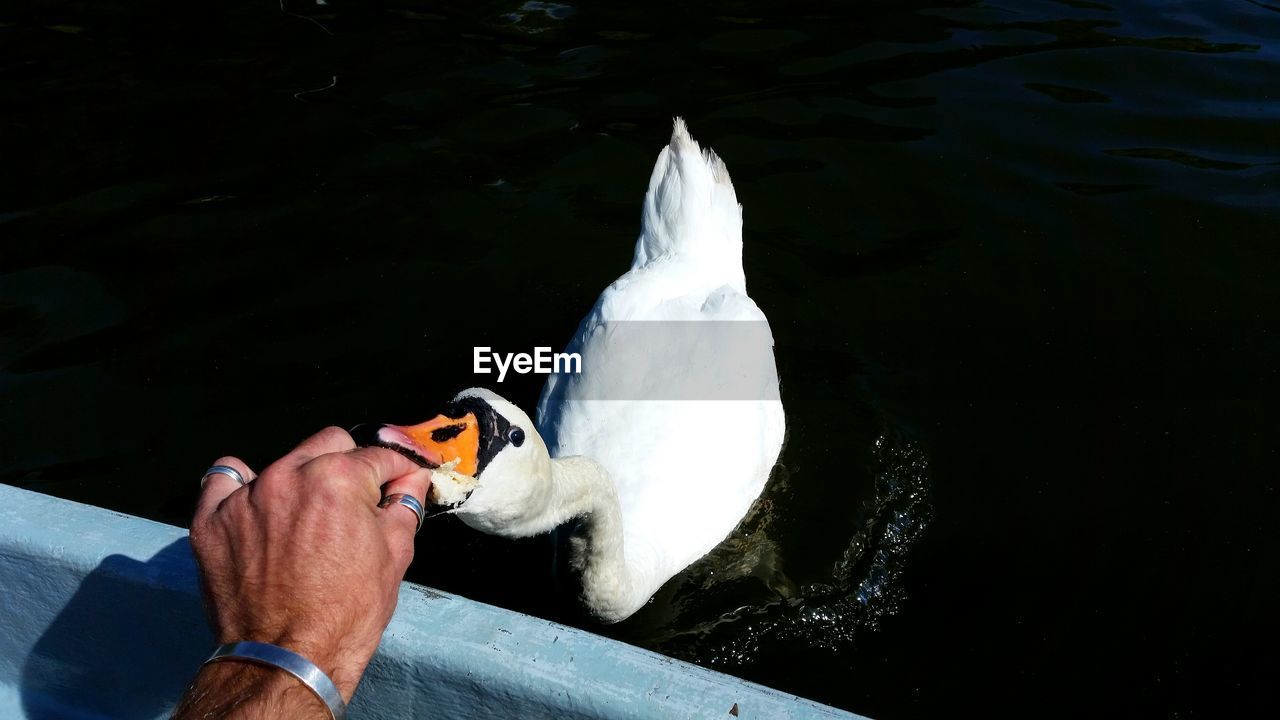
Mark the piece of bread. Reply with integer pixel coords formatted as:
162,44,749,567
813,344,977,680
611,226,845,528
428,459,478,507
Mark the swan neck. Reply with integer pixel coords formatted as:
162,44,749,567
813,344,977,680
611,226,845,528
549,456,636,622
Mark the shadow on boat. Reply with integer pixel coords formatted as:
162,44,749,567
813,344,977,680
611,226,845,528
19,539,209,719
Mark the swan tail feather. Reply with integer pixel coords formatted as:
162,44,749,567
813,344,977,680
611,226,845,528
632,118,744,278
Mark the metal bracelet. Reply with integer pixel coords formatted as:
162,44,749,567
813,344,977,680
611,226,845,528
205,641,347,720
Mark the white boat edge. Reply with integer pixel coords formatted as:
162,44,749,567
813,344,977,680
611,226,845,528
0,483,867,719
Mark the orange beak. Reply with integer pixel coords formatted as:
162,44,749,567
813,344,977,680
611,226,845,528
384,412,480,477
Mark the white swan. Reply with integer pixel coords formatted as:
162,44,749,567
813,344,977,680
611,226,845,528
365,120,785,622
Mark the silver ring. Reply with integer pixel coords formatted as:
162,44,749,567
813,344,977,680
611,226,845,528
380,493,425,533
201,464,247,488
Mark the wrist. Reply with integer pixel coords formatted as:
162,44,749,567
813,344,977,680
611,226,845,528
214,631,371,700
174,660,329,719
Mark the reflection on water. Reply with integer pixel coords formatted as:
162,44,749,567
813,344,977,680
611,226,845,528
2,1,1276,717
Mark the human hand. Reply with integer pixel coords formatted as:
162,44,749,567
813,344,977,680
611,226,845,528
175,427,431,717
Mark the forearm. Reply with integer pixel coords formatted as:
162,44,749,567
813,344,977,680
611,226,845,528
172,662,329,720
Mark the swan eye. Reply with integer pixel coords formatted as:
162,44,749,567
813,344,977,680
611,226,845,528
507,427,525,447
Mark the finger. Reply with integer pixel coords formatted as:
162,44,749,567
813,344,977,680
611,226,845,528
280,426,357,468
194,455,257,525
380,467,433,557
298,446,426,503
343,446,428,491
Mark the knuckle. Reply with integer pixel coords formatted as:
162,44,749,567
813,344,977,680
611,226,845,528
317,426,353,447
305,455,371,500
251,469,287,498
306,454,353,483
347,453,381,482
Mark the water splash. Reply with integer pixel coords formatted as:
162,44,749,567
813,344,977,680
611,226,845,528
654,428,932,668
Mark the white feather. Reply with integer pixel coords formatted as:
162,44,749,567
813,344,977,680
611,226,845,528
455,119,785,622
534,117,786,619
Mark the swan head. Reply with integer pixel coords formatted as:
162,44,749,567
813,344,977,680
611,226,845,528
352,388,557,538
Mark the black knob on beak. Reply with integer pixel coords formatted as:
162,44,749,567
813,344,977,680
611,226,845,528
348,423,383,448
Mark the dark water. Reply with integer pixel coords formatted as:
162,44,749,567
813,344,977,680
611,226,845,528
3,1,1277,716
